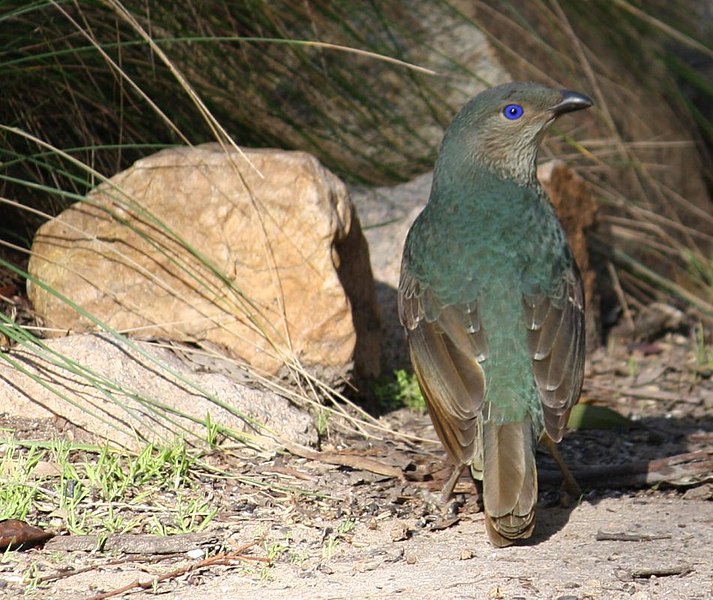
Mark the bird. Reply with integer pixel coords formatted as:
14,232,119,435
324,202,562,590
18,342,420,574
398,82,592,547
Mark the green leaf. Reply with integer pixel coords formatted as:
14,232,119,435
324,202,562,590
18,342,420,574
567,404,634,430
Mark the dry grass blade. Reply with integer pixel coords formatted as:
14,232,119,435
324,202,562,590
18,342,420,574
100,0,263,178
47,0,190,148
611,0,713,59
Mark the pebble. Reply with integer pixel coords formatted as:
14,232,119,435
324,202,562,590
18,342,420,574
390,521,411,542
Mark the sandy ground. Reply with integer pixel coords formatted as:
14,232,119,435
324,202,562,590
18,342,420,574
34,493,712,600
1,319,711,600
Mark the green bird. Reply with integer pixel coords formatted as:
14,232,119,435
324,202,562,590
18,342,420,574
398,82,592,547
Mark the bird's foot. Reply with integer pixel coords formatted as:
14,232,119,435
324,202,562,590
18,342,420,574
558,479,581,508
544,436,582,506
440,464,466,503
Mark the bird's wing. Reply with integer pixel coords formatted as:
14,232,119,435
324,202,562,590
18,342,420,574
398,270,487,467
523,265,585,442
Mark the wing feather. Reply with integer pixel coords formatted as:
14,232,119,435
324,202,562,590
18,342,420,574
398,270,487,468
524,268,585,442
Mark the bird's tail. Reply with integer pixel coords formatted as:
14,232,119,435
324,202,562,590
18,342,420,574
481,417,537,547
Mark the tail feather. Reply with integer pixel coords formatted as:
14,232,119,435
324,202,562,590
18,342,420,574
482,417,537,547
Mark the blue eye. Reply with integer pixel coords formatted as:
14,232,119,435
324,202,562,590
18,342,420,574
503,104,524,120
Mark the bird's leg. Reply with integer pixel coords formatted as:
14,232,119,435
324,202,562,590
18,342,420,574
544,436,581,500
440,463,466,503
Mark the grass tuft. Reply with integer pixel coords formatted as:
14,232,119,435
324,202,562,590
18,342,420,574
0,438,216,536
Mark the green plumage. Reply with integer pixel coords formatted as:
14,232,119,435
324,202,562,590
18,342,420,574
398,82,591,546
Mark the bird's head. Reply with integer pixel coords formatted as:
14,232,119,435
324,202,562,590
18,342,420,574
437,82,592,186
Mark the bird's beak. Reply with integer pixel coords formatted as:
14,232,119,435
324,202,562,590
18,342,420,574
550,90,593,116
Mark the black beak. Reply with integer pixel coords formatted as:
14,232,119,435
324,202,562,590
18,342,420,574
550,90,593,116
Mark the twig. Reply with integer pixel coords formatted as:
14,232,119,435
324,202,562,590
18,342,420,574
630,565,694,579
282,441,404,479
85,540,265,600
607,261,635,332
596,530,672,542
38,555,167,584
587,384,701,404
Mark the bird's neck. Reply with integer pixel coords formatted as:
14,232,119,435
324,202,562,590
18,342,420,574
431,152,541,210
435,121,545,188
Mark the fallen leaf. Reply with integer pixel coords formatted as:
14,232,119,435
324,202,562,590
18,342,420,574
568,404,634,430
0,519,54,550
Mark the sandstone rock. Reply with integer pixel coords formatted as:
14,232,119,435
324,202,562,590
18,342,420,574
351,161,598,369
28,145,381,381
0,334,316,450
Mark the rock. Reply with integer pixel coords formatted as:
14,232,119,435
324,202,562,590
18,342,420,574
682,483,713,501
350,174,432,371
27,145,381,381
0,334,316,450
351,161,598,369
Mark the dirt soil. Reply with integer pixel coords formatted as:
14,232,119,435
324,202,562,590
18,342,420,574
1,332,712,600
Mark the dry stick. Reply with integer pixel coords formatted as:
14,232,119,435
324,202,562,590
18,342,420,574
606,261,635,332
282,441,404,479
596,530,672,542
38,555,167,584
86,541,266,600
630,565,694,579
616,269,662,311
587,384,700,404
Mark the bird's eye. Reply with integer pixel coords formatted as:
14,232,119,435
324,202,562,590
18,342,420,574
503,104,524,120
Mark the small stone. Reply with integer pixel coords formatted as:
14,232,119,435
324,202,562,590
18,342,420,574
616,569,633,582
354,560,379,573
563,582,580,589
384,548,404,563
459,548,476,560
682,484,713,501
390,521,411,542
